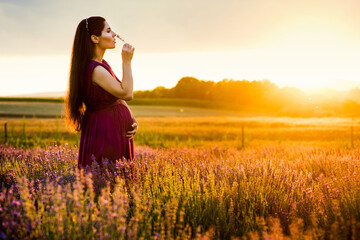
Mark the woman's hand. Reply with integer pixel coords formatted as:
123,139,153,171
126,118,138,139
122,43,135,63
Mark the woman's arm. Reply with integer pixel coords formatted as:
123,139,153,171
91,64,133,100
92,44,135,100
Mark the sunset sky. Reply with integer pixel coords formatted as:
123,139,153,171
0,0,359,96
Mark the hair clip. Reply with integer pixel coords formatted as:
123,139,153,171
85,18,89,35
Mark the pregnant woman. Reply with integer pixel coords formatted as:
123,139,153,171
66,16,138,169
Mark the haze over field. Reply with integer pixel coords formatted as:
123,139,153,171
0,0,359,96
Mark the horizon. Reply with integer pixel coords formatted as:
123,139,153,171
3,77,360,98
0,0,359,96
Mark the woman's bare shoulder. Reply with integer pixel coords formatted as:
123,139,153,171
92,65,111,79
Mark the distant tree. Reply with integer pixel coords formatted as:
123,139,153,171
152,86,170,98
172,77,213,99
342,100,360,117
134,90,152,98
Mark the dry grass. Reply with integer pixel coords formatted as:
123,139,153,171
0,116,358,149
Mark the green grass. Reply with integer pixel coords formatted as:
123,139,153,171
128,98,243,110
0,97,236,109
0,102,64,118
0,100,244,118
0,97,261,118
0,97,64,102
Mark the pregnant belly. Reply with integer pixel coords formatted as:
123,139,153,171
115,103,133,132
84,100,133,135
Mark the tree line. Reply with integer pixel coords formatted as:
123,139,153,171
134,77,360,117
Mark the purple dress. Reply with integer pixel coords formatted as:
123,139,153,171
78,59,135,168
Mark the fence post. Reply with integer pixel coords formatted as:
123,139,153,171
241,124,245,148
350,126,354,148
4,122,7,143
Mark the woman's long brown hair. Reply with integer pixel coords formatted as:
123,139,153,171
66,16,105,132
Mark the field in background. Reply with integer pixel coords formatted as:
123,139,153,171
0,116,358,149
0,98,245,118
6,96,341,118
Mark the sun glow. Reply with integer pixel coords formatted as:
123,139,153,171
1,18,360,96
248,17,360,89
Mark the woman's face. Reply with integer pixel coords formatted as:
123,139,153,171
96,21,117,49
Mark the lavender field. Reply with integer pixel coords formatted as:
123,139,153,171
1,133,360,239
0,116,359,239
